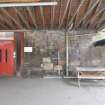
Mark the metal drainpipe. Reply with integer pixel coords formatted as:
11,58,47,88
65,23,73,76
65,31,69,76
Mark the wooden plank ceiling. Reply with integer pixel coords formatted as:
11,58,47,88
0,0,105,31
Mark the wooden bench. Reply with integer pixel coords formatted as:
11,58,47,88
75,67,105,87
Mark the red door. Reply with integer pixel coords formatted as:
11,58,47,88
0,41,15,76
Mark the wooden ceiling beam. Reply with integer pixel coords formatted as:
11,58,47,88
96,12,105,30
89,9,105,27
79,0,94,27
97,22,105,31
58,0,62,27
66,0,72,25
40,6,45,28
59,0,70,29
0,12,14,29
0,21,8,29
75,0,100,28
0,12,8,29
50,1,56,28
27,7,37,29
84,0,103,27
74,0,90,27
0,8,23,29
67,0,86,30
14,7,30,29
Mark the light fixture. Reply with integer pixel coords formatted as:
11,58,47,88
0,2,57,8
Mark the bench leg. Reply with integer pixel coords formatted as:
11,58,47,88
78,78,80,88
58,70,61,76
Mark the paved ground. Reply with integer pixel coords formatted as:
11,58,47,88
0,77,105,105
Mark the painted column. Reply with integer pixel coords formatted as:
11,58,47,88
65,32,69,76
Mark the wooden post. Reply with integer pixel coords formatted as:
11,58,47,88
14,32,24,76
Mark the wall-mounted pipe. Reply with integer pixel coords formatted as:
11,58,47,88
0,2,57,8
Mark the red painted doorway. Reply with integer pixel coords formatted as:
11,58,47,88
0,41,15,76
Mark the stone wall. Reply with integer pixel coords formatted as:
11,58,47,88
24,30,65,67
24,30,105,69
68,33,105,68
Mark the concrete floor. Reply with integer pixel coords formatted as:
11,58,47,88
0,77,105,105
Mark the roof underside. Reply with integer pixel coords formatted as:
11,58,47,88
0,0,105,31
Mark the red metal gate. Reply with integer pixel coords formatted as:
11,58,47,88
0,41,15,76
